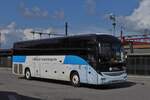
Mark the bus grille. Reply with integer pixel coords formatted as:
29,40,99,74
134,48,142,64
19,64,23,74
13,64,23,74
102,71,124,76
14,64,18,74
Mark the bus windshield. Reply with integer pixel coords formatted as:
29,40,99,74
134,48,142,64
99,42,124,63
97,42,125,72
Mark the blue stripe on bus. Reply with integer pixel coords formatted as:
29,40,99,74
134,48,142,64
13,56,26,63
64,55,88,65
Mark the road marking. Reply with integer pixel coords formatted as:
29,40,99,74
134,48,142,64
8,95,17,100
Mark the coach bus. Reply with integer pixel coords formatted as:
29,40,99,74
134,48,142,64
12,34,127,86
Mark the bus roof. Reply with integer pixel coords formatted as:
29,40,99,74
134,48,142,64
14,34,120,49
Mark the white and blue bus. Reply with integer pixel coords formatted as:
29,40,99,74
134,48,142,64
12,34,127,86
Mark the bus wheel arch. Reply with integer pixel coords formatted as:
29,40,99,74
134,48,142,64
70,70,80,87
24,67,31,80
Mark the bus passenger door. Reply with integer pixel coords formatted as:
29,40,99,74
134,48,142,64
87,66,98,84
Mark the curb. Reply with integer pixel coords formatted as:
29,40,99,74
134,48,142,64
128,75,150,79
0,67,12,71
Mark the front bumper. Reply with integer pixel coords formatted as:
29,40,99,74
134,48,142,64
98,71,127,85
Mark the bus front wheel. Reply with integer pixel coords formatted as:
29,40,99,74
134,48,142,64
25,69,31,80
70,72,80,87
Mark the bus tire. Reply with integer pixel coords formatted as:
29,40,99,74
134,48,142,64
70,72,80,87
25,69,31,80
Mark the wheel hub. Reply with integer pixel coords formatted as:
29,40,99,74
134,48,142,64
72,75,79,84
26,71,30,78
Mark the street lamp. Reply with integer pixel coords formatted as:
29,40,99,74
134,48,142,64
109,14,116,36
30,31,35,39
0,32,1,48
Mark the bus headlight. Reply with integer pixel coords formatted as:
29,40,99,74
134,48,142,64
124,75,127,79
101,77,106,81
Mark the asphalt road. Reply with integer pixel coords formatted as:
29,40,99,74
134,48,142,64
0,68,150,100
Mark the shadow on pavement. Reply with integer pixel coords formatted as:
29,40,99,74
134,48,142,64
81,81,136,90
18,77,136,89
0,91,41,100
19,77,72,86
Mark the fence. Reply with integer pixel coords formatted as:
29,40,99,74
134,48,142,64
0,56,12,68
127,53,150,75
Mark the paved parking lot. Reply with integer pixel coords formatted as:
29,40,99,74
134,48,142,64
0,68,150,100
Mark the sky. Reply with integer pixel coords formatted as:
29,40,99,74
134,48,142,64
1,0,149,48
